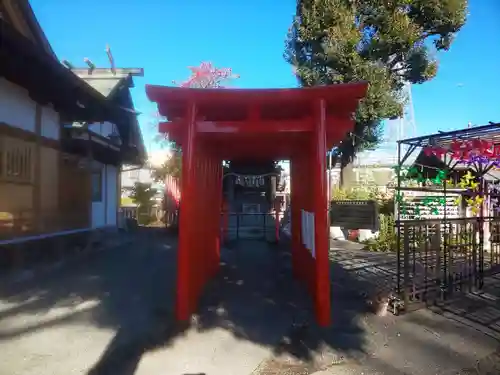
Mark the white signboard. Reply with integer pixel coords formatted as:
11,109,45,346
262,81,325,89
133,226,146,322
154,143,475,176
301,209,316,258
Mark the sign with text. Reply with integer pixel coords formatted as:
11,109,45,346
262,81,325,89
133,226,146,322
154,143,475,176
235,175,266,187
330,200,379,231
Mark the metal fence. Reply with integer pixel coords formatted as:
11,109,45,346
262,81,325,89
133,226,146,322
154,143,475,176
222,212,284,242
395,217,500,313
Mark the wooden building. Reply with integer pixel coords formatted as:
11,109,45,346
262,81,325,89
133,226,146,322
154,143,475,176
0,0,145,249
64,66,146,228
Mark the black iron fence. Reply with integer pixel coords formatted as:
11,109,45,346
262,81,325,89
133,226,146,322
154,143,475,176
394,217,500,313
222,211,284,242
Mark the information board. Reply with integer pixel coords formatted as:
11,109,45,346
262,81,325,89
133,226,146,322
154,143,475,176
330,200,379,231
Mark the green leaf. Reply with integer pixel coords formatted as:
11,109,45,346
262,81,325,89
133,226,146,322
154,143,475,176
130,182,158,208
285,0,468,161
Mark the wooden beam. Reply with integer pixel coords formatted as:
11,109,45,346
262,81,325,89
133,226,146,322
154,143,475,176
2,0,32,42
0,121,59,149
160,119,313,135
33,104,42,233
159,116,353,137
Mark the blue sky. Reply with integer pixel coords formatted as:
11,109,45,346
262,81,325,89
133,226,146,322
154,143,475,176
31,0,500,153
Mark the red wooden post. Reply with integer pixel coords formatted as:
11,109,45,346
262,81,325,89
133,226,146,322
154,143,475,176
312,98,331,326
205,154,213,276
176,100,197,322
148,82,368,328
191,136,204,309
213,160,223,274
197,155,206,291
207,153,220,277
209,155,217,276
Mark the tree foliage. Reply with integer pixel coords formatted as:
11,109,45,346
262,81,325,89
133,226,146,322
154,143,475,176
152,146,182,182
285,0,468,166
130,182,157,207
172,61,239,88
152,62,240,182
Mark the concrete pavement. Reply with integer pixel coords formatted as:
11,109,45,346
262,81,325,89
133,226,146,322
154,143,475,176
0,230,498,375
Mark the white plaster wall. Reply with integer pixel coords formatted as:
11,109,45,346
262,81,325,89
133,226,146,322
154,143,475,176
106,165,118,226
0,78,36,132
121,168,155,189
91,163,119,228
41,106,60,140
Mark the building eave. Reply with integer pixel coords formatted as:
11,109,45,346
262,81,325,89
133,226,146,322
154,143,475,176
0,19,123,122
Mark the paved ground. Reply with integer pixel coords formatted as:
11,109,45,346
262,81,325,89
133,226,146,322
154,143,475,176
0,229,498,375
328,239,500,341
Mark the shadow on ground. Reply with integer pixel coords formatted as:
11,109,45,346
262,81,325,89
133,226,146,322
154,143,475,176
329,240,500,340
0,229,499,375
429,274,500,339
86,235,381,375
0,228,377,375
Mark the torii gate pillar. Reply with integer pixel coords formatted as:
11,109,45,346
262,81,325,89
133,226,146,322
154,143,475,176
146,83,368,327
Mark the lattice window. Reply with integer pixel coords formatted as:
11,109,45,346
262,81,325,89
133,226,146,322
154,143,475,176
0,137,33,183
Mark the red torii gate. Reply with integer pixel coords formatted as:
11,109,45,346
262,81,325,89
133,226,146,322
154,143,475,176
146,83,367,326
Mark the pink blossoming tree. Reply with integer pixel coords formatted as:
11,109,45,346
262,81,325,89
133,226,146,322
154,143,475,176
173,61,239,88
154,62,239,181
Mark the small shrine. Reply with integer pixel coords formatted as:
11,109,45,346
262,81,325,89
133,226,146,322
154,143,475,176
223,161,281,214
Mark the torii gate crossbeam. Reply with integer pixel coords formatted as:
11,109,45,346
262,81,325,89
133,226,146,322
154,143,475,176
146,83,368,326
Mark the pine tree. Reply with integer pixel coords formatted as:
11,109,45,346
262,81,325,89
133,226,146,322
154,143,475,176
285,0,468,176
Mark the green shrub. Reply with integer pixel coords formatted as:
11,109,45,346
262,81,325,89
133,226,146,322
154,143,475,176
331,187,371,200
331,186,395,216
378,198,394,216
364,214,397,252
137,207,154,226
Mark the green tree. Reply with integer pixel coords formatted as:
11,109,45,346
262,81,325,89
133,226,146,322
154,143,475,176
285,0,468,182
130,182,158,225
152,62,240,182
130,182,157,208
152,146,182,182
